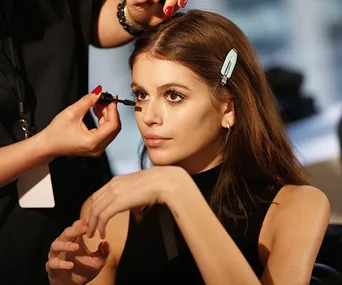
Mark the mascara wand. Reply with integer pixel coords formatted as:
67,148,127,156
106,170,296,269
99,92,136,106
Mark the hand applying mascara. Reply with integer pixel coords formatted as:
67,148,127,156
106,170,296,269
41,86,121,158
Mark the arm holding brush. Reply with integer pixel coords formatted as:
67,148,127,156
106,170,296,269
0,85,121,188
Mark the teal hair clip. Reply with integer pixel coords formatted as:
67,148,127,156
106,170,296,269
220,48,238,86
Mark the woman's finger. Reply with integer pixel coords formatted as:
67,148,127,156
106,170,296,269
58,224,88,242
49,240,79,258
46,258,74,273
87,195,114,238
97,204,119,239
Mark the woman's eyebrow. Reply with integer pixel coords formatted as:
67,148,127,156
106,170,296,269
130,82,191,92
157,83,191,93
130,82,144,90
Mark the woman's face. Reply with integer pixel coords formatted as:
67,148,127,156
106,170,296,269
132,53,226,173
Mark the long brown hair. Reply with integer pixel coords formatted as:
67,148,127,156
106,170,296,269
129,10,307,231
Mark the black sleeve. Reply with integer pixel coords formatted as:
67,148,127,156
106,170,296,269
90,0,106,46
0,122,14,148
92,0,106,23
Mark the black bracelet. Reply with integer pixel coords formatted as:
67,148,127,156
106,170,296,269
117,0,144,36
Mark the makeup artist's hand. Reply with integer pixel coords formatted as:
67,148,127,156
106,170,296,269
87,166,192,239
42,85,121,158
126,0,188,28
46,219,110,285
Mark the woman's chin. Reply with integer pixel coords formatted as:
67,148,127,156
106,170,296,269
149,158,174,166
148,153,178,167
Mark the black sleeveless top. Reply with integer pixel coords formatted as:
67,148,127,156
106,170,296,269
115,165,279,284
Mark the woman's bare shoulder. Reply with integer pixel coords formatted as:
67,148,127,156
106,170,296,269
258,184,330,266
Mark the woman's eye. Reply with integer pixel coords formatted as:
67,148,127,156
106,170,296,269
166,91,183,102
132,90,149,101
138,92,148,100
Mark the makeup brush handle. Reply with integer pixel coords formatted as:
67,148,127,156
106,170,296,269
98,92,136,106
98,93,113,105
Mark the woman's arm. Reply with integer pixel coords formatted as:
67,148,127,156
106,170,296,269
260,185,330,285
162,169,262,285
162,170,330,285
0,131,53,188
86,166,330,285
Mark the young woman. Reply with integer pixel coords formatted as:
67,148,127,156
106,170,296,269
46,10,330,285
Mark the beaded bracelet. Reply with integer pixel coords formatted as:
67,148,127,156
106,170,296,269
117,0,144,36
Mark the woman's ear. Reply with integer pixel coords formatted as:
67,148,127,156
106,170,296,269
221,101,235,128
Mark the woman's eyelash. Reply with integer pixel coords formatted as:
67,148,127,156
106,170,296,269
130,88,186,105
130,89,146,98
165,90,185,104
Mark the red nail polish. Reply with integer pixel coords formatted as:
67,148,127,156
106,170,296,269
165,6,173,17
180,0,187,8
91,85,102,95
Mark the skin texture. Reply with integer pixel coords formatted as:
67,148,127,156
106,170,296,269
132,54,230,173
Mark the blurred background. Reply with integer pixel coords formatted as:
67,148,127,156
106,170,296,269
89,0,342,222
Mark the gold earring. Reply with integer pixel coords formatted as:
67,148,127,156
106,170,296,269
226,122,231,133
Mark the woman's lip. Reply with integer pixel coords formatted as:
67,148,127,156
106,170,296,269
144,134,169,139
145,138,170,148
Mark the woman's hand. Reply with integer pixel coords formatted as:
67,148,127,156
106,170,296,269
42,85,121,158
126,0,188,28
87,166,192,239
46,219,110,285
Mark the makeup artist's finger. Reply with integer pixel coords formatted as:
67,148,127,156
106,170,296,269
93,103,106,121
162,0,179,16
104,104,114,123
93,93,118,121
91,119,121,147
69,93,102,120
106,99,119,123
92,98,120,134
94,105,109,127
178,0,187,8
148,0,163,4
89,131,117,158
102,131,117,149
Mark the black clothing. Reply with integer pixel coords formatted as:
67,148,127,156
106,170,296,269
115,165,279,284
0,1,111,284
